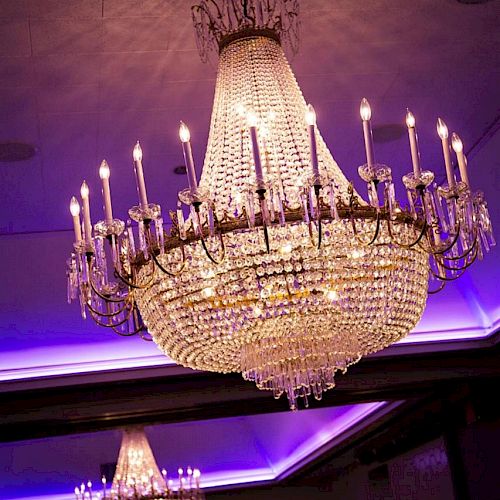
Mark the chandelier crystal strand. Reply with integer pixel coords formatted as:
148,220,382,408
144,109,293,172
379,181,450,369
66,0,494,411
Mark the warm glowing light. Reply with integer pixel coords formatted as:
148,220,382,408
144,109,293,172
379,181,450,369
101,476,106,485
179,121,191,143
70,196,80,217
178,468,184,476
359,98,372,121
247,110,258,127
305,103,316,126
80,181,89,199
161,469,167,477
405,110,416,128
280,243,293,254
436,118,448,140
133,141,143,161
193,469,201,479
451,132,463,153
202,287,215,298
99,160,110,180
87,481,92,488
325,290,339,301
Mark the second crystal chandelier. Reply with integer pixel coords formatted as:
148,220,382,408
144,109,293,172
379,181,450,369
67,0,494,410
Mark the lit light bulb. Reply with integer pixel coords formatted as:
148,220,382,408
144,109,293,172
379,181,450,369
247,110,258,127
161,469,167,477
75,487,80,495
305,103,316,126
451,132,463,153
359,98,372,121
193,469,201,479
280,243,293,254
178,468,184,476
405,110,416,128
436,118,448,140
99,160,110,180
87,481,92,489
133,141,142,161
80,181,89,199
70,196,80,216
179,121,191,143
101,476,106,485
325,290,339,301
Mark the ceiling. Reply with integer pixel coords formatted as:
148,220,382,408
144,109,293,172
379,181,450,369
0,0,499,498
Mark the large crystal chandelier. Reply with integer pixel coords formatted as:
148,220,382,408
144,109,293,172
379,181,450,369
73,427,203,499
66,0,494,410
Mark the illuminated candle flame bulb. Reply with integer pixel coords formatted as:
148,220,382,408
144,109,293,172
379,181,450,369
247,110,258,128
179,121,191,143
405,110,416,128
359,98,372,121
305,103,316,126
80,181,89,199
133,141,142,161
75,487,80,495
451,132,463,153
87,481,92,489
178,468,184,476
99,160,110,180
436,117,448,139
101,476,106,485
161,469,167,477
193,469,201,479
70,196,80,217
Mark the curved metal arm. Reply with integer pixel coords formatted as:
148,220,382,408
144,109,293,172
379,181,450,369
425,222,462,256
350,210,381,246
89,274,128,304
387,215,428,249
86,303,134,328
428,279,446,294
113,260,156,290
200,230,226,265
151,243,188,277
85,298,132,318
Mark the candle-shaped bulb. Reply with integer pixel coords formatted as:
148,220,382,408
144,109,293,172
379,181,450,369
80,181,89,199
99,160,110,180
178,468,184,476
133,141,143,161
179,121,190,143
437,118,448,139
247,110,258,128
87,481,92,489
451,132,463,153
305,104,316,126
101,476,106,485
360,98,372,121
75,487,80,495
70,196,80,217
161,469,167,477
405,110,416,128
193,469,200,479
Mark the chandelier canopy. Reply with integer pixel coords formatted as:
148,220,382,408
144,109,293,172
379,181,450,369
73,428,204,500
66,0,494,410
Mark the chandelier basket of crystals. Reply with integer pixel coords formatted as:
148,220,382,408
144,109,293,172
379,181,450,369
66,0,494,410
73,427,204,500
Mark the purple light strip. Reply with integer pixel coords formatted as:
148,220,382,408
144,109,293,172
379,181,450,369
1,319,498,383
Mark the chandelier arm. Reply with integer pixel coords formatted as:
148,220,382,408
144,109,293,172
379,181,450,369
350,210,381,246
85,298,132,318
439,238,478,263
113,261,156,290
429,265,467,282
150,244,188,277
428,279,446,294
199,230,226,265
111,317,146,337
88,274,128,304
425,222,462,256
386,215,428,249
86,303,134,328
435,241,478,272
